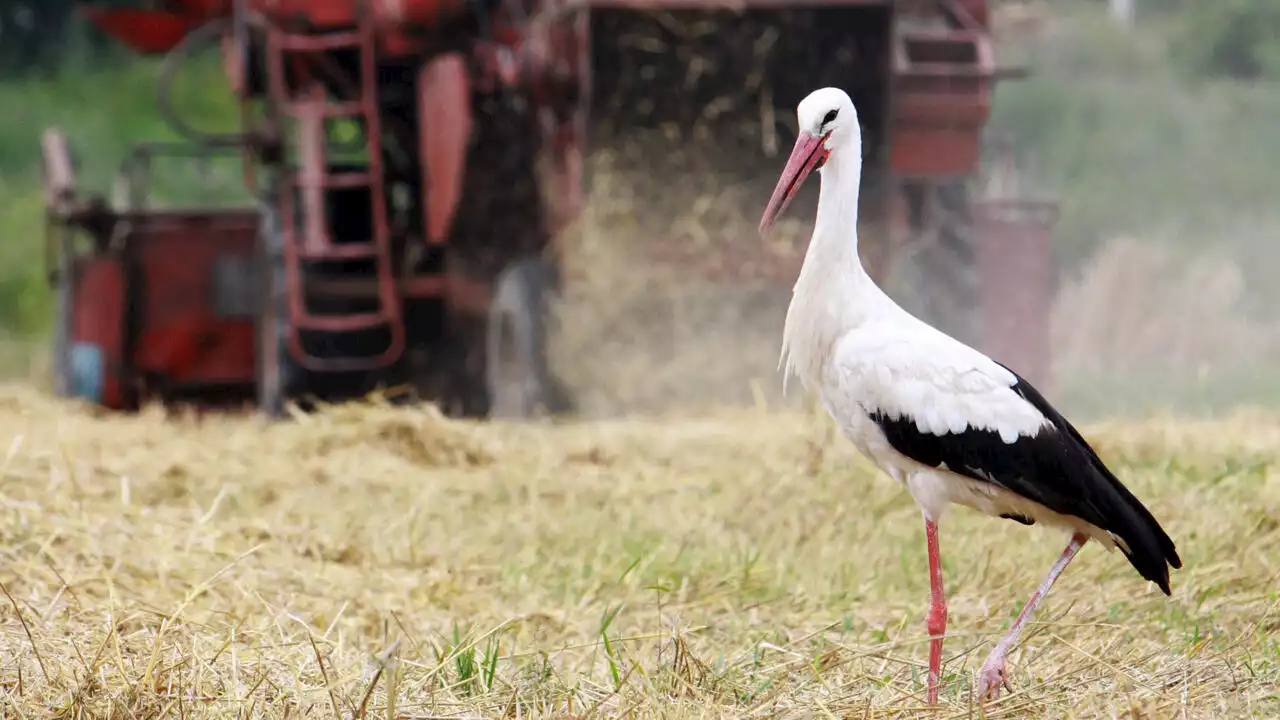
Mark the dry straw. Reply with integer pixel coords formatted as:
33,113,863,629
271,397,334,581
3,9,1278,717
0,382,1277,717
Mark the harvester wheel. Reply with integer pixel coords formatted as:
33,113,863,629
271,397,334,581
485,258,571,420
256,201,301,419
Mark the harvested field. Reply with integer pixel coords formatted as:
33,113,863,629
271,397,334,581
0,386,1278,718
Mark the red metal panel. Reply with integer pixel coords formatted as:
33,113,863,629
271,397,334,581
420,54,473,246
574,0,888,6
169,0,471,27
78,8,198,55
170,0,227,15
126,212,259,387
973,199,1059,391
83,0,476,56
71,258,128,409
890,126,981,177
897,0,989,29
890,24,994,177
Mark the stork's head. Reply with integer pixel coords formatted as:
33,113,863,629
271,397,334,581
759,87,860,235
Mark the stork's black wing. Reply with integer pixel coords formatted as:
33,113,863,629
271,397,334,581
869,364,1182,595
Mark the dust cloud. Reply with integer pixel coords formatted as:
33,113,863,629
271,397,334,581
547,2,1280,422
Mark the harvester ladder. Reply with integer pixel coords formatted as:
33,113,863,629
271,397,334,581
264,12,405,373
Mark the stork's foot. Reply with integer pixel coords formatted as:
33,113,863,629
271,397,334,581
976,648,1012,702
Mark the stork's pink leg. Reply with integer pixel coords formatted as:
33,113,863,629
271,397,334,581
924,518,947,705
977,532,1089,701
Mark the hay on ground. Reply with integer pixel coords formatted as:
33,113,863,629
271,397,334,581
0,386,1276,718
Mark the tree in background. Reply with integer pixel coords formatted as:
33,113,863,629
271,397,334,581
0,0,122,76
1154,0,1280,80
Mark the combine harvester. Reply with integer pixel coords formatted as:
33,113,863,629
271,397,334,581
41,0,1057,420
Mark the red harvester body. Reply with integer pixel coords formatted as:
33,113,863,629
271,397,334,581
42,0,1057,419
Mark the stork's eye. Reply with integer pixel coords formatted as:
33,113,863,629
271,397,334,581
822,109,838,127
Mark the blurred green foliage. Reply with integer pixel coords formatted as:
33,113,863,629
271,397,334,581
987,1,1280,317
2,0,84,75
1054,0,1280,81
1149,0,1280,81
0,45,241,343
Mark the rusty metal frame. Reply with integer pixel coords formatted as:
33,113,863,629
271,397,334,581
262,10,407,373
40,130,117,279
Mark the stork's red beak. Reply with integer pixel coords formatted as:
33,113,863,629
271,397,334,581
759,130,830,235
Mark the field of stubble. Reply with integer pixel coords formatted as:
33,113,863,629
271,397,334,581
0,385,1277,719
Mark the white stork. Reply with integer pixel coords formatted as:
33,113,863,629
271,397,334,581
758,87,1181,704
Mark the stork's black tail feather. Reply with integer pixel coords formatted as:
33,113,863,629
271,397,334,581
1077,434,1182,595
1006,371,1182,595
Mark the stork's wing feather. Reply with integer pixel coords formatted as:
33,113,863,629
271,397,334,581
830,323,1049,443
831,323,1182,594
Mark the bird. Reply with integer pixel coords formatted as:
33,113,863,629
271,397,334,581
757,87,1181,705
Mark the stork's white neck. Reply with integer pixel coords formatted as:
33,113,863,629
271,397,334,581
780,136,894,392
